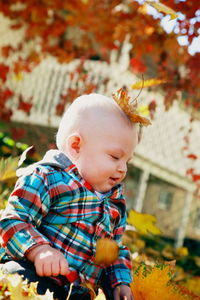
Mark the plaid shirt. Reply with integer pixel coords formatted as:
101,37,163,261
0,150,132,287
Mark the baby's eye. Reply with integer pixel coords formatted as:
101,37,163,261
110,155,119,160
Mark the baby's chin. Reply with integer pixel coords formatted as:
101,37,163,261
94,183,116,194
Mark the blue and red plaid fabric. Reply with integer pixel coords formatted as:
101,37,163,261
0,151,132,287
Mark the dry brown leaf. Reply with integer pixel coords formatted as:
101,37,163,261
112,88,151,126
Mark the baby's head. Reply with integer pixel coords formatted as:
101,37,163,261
56,93,138,193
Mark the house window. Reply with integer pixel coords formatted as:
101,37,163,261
158,190,173,210
194,208,200,230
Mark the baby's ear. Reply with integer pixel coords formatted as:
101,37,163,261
67,134,82,158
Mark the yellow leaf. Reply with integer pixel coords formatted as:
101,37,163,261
13,72,23,81
0,156,19,182
94,289,106,300
131,264,193,300
1,145,12,154
184,277,200,297
6,273,53,299
81,281,96,300
112,88,151,126
194,256,200,268
131,78,167,90
137,105,150,116
138,4,148,15
127,210,161,235
176,247,189,257
146,1,178,20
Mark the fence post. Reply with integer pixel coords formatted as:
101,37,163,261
175,190,194,248
134,169,150,212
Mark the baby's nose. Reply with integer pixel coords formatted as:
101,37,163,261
117,162,127,173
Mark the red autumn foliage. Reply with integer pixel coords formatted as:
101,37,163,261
18,95,32,114
0,64,9,83
192,174,200,183
187,154,198,160
10,128,26,140
130,57,147,73
0,0,198,119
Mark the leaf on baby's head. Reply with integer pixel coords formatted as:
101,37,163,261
112,88,151,126
127,209,161,235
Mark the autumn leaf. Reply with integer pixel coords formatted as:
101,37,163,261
11,127,26,140
186,168,194,175
131,264,197,300
112,88,151,126
184,277,200,298
1,45,13,57
94,289,106,300
148,100,157,112
0,89,14,103
176,247,189,257
187,154,198,160
137,105,150,117
18,95,32,114
127,210,161,235
95,238,119,266
0,156,19,182
146,1,178,20
0,63,9,82
14,73,23,81
131,78,167,90
130,58,147,73
81,281,97,299
192,174,200,182
0,271,54,299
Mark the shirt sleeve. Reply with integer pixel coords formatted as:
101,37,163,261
105,200,133,288
0,167,51,259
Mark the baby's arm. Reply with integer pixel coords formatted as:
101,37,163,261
26,244,69,277
0,170,51,259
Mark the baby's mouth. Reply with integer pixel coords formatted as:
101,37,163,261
109,177,120,184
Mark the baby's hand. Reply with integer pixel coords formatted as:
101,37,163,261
26,244,69,277
113,285,134,300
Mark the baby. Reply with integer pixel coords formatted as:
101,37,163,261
0,93,138,300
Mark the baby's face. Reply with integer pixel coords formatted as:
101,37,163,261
75,119,138,193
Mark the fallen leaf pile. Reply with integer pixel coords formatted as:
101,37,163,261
0,271,53,299
131,264,200,300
